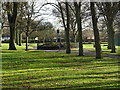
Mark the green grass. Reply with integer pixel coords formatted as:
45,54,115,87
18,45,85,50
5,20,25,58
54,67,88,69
71,43,120,55
1,45,120,89
1,43,34,50
83,44,94,49
29,43,37,47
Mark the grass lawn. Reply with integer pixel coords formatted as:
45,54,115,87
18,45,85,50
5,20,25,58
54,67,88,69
1,43,120,89
71,43,120,55
1,43,34,50
15,42,120,55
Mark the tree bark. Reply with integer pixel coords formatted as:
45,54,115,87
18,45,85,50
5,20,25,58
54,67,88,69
0,30,1,47
107,19,116,53
7,2,18,50
58,2,71,54
65,2,71,54
25,19,29,51
73,33,77,43
58,3,66,32
19,32,22,46
0,3,2,47
90,2,102,59
9,24,16,50
107,29,112,49
15,29,19,45
101,2,119,53
25,7,30,51
25,32,28,51
0,23,2,47
74,2,83,56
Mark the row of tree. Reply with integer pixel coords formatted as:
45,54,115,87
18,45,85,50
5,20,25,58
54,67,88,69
44,1,119,59
1,1,120,59
1,1,54,51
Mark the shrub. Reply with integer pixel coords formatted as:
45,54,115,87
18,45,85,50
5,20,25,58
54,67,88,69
37,42,65,50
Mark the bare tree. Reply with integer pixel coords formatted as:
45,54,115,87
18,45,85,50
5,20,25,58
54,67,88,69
22,1,42,51
0,2,2,47
6,2,18,50
74,2,84,56
97,2,120,53
90,2,102,59
65,2,71,53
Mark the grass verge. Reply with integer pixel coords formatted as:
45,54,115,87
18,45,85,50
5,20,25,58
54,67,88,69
2,49,119,89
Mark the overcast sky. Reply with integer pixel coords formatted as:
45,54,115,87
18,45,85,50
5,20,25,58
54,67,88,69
33,0,62,30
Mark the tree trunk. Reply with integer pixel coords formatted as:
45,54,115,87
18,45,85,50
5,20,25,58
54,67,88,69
65,2,71,54
43,37,45,43
73,33,77,43
58,2,71,53
19,32,22,46
90,2,102,59
0,30,1,47
107,29,112,49
25,32,28,51
74,2,83,56
7,2,17,50
15,29,19,45
9,25,16,50
25,10,30,51
0,3,2,47
0,23,2,47
102,2,118,52
107,19,116,53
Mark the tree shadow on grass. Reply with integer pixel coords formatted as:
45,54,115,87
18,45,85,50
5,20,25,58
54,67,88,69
3,70,119,83
2,76,119,89
2,55,119,71
53,81,119,89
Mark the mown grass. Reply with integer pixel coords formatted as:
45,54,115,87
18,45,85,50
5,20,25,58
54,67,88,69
1,43,120,89
7,42,119,54
0,43,34,50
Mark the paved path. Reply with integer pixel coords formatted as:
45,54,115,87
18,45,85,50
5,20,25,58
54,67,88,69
43,49,120,59
29,45,120,59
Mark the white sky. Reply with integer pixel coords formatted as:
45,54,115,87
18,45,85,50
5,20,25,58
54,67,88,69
33,0,62,30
